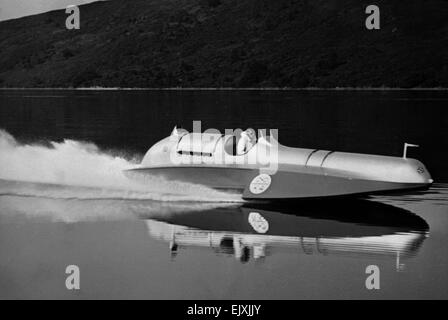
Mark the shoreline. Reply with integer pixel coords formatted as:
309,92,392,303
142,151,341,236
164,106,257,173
1,87,448,91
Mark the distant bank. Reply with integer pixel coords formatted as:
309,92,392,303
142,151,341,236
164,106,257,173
1,88,448,91
0,0,447,88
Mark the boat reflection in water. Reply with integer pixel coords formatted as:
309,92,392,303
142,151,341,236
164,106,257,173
141,200,429,271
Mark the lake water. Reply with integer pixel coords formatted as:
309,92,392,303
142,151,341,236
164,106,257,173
0,89,447,299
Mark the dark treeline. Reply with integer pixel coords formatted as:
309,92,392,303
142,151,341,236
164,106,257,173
0,0,447,88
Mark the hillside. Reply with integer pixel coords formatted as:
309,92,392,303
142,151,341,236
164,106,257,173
0,0,447,88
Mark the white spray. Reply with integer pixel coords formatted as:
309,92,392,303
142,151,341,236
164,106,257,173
0,129,242,202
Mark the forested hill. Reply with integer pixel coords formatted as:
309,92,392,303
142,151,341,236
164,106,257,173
0,0,447,88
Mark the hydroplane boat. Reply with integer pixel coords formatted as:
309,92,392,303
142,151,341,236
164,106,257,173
125,127,433,200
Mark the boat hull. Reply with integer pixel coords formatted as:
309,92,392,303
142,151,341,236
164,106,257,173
124,166,431,200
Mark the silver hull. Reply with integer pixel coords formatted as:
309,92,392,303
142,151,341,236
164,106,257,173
125,130,433,200
125,165,431,200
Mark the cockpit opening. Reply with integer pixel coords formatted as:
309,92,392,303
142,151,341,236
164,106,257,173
224,128,257,156
224,134,240,156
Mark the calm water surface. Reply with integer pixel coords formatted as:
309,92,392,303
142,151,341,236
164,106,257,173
0,89,447,299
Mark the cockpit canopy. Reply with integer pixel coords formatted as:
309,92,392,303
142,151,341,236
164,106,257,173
175,130,257,157
176,133,223,157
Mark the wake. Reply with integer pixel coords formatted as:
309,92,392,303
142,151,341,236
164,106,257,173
0,130,242,202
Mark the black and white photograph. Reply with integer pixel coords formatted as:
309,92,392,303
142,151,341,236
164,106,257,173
0,0,447,304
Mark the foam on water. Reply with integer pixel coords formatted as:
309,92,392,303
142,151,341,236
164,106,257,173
0,194,237,223
0,129,243,202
